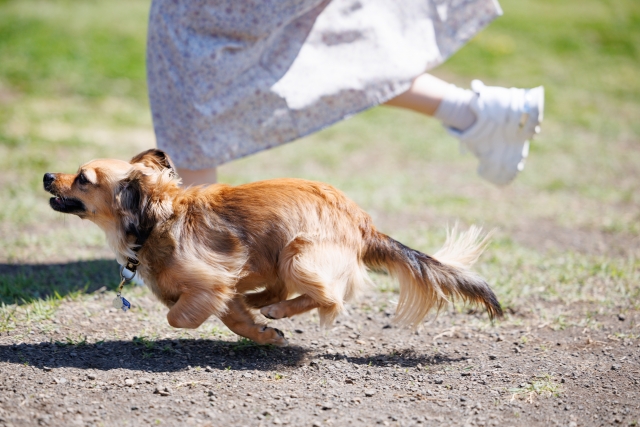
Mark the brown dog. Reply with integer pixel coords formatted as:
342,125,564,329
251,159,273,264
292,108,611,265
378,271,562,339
43,149,502,346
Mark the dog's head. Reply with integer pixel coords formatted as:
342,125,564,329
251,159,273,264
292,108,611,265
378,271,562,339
43,149,177,252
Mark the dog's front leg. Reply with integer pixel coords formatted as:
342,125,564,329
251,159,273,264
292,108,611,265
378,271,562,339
219,296,288,347
166,290,223,329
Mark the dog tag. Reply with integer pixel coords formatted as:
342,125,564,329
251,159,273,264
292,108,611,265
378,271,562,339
112,295,131,312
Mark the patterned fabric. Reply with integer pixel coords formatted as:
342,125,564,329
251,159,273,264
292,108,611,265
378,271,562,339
147,0,503,169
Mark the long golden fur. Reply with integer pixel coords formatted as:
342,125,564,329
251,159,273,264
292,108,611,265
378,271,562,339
43,149,502,346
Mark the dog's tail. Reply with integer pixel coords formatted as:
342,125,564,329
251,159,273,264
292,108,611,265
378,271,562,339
362,225,502,326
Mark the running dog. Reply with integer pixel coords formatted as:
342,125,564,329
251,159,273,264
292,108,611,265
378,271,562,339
43,149,502,346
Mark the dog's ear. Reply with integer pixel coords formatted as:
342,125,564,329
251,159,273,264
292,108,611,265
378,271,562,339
115,171,154,249
130,149,175,172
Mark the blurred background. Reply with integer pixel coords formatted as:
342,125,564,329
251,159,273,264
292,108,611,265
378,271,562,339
0,0,638,318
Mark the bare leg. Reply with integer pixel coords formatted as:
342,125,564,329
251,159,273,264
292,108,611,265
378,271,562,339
176,167,218,187
260,294,321,320
384,73,451,116
219,297,288,346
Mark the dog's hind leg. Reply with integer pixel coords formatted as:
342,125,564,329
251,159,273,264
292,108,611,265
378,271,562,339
244,280,288,309
276,236,369,327
260,294,320,319
219,296,288,346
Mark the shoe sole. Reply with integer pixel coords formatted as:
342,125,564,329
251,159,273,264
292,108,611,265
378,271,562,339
524,85,544,137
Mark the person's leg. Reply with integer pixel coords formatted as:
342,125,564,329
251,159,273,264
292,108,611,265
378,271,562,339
384,73,450,116
176,167,218,187
385,73,478,132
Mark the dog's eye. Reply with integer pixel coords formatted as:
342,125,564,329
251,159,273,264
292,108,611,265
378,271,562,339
77,173,89,185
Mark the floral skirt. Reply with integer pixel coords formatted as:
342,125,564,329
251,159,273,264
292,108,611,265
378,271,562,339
147,0,502,169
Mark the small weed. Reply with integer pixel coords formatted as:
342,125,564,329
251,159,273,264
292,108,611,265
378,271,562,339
274,373,283,380
17,353,29,365
56,334,87,347
552,316,568,331
22,294,62,323
0,303,17,332
233,337,261,351
133,335,156,350
509,374,563,402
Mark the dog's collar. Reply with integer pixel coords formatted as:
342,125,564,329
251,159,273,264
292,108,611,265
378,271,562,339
122,233,146,277
123,256,140,275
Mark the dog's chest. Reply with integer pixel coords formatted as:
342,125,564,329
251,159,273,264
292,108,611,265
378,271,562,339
138,267,168,305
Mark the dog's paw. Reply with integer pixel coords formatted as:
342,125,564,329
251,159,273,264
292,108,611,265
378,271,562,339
258,325,288,347
260,304,287,320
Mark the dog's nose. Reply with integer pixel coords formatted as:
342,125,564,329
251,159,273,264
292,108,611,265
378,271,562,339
43,173,55,191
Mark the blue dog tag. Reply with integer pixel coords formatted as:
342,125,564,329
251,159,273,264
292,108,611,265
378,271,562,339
112,295,131,312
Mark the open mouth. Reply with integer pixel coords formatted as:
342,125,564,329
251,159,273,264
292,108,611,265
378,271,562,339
49,195,86,214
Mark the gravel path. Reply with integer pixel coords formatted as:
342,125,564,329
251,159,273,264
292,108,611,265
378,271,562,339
0,287,638,427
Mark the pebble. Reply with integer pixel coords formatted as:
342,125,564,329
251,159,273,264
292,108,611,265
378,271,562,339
364,389,377,397
321,402,334,410
617,314,625,321
488,355,497,360
434,378,444,385
125,379,135,386
154,386,171,396
611,364,621,371
87,374,97,380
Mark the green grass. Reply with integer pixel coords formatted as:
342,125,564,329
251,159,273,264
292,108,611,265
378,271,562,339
0,260,120,304
0,0,638,323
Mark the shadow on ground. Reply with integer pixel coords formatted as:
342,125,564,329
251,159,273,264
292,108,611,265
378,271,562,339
0,339,309,373
0,339,465,373
0,259,119,304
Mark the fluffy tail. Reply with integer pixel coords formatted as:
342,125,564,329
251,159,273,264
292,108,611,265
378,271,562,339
363,225,502,326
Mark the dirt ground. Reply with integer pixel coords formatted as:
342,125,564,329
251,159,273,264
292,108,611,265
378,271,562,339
0,282,638,427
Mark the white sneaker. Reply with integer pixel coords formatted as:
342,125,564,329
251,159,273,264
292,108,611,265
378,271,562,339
446,80,545,186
